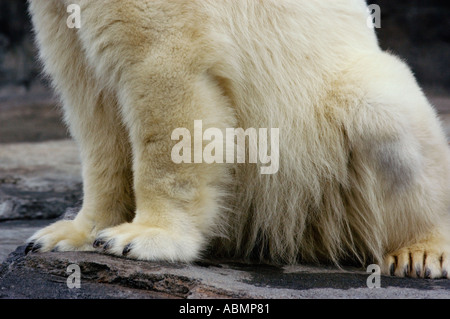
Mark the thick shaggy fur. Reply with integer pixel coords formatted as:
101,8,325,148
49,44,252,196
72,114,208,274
27,0,450,278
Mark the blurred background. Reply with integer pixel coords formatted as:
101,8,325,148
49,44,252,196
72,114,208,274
0,0,449,261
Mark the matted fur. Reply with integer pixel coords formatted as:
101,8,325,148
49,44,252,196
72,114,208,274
27,0,450,278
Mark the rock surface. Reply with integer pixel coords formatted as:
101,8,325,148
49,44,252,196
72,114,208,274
0,140,82,222
1,245,450,299
0,219,55,262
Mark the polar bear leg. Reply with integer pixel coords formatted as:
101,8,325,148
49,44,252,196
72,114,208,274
65,1,235,261
89,71,234,261
344,53,450,277
89,68,234,261
26,0,135,252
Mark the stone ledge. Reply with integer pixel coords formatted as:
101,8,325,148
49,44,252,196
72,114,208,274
1,246,449,299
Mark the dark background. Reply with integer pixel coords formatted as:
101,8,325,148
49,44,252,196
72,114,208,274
370,0,450,94
0,0,38,95
0,0,449,94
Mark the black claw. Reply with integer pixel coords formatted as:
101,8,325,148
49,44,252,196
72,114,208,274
403,265,409,277
424,267,432,279
122,244,132,256
51,247,59,253
31,243,42,253
442,270,448,278
415,266,422,278
25,242,34,255
389,263,395,276
93,239,106,248
103,240,113,251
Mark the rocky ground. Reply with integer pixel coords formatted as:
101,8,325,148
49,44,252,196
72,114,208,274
0,92,449,299
2,245,450,299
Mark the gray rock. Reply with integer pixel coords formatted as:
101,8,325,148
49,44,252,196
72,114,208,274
1,247,449,299
0,140,82,221
0,219,55,263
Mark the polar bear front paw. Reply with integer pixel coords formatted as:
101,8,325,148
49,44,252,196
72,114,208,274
92,222,203,262
25,219,96,254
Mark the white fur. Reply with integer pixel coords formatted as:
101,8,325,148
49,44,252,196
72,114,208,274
27,0,450,278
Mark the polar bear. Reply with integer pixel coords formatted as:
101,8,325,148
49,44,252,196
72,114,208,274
27,0,450,278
